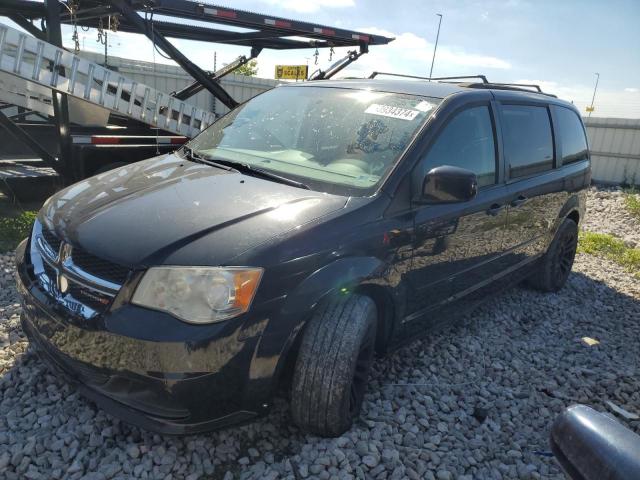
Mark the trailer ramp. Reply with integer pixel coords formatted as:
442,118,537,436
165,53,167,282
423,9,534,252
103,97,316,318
0,24,216,138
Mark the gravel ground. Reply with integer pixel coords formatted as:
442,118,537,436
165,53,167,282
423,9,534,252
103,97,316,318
583,186,640,248
1,187,639,480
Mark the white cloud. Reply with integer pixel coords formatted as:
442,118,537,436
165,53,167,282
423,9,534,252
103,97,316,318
259,0,354,13
516,79,640,119
437,48,511,69
348,27,511,75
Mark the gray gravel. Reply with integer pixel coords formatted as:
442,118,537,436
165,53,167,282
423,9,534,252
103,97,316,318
584,185,640,248
1,189,639,480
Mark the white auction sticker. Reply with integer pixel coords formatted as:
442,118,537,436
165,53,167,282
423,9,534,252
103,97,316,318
415,101,435,112
365,104,420,120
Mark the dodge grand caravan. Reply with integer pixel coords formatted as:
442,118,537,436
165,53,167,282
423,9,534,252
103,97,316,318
16,78,590,437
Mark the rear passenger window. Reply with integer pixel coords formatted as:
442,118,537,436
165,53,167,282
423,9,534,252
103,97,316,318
502,105,554,179
555,107,589,165
424,106,496,187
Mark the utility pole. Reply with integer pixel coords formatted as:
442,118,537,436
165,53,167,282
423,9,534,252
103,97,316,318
588,72,600,117
428,13,443,80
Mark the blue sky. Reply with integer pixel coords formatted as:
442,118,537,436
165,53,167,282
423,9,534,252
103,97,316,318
2,0,639,117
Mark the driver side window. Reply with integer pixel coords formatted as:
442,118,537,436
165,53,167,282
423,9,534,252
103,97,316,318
423,106,497,187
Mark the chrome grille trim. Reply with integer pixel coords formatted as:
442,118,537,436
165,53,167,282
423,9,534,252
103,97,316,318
30,220,126,318
36,235,58,262
35,220,123,295
39,251,120,297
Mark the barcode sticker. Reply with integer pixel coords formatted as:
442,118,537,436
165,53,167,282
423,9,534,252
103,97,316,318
365,104,420,121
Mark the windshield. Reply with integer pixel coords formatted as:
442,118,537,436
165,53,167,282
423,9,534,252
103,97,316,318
187,86,440,196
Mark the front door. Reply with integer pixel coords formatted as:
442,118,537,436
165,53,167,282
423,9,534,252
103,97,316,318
402,104,510,335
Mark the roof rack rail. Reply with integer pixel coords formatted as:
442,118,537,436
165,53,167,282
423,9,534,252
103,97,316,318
461,83,558,98
369,72,431,80
368,71,557,97
369,72,489,83
428,75,489,83
485,82,542,92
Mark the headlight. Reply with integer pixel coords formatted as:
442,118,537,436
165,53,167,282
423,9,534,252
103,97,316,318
132,267,263,324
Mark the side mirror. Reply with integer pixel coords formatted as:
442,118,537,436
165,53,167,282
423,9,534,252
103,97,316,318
422,165,478,204
551,404,640,480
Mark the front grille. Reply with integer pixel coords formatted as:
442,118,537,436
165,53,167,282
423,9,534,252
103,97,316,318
34,221,128,316
41,227,61,255
43,261,56,282
70,248,130,285
39,224,130,285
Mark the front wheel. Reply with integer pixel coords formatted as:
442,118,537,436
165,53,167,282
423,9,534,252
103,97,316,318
290,294,377,437
527,218,578,292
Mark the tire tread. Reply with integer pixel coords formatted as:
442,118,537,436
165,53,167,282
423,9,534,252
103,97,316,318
527,218,578,292
291,294,376,436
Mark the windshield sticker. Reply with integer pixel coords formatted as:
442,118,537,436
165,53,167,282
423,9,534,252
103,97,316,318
365,104,420,121
415,101,435,113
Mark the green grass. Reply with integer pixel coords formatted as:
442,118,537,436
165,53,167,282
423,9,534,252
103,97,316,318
578,230,640,279
624,193,640,221
0,210,37,253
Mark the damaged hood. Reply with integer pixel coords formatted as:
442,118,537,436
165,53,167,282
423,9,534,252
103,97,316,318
41,154,347,267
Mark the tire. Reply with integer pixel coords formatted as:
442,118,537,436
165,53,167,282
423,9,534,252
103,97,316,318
291,294,377,437
527,218,578,292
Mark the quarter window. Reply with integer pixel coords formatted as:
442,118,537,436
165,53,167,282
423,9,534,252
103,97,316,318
423,106,496,187
555,107,589,165
502,105,554,179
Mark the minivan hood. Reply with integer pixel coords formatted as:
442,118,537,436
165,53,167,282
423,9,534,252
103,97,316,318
41,154,347,266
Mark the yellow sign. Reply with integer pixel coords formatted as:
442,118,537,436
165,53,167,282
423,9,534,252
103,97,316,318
586,106,595,112
275,65,308,80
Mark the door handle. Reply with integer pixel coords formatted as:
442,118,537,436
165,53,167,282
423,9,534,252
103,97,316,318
487,203,504,216
511,195,527,207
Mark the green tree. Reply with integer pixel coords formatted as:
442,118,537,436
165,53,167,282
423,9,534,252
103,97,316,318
234,59,258,76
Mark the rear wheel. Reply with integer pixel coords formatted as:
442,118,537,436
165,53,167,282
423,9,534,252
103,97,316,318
290,294,377,437
527,218,578,292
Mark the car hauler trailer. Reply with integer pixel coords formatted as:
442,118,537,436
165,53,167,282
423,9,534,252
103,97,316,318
0,0,393,197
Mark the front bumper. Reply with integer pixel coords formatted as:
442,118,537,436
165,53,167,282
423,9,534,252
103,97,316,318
15,239,277,435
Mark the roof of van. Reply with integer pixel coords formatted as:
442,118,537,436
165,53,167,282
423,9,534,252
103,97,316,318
285,78,572,107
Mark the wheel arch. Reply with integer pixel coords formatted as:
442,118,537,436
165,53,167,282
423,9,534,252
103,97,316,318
566,209,580,224
553,194,583,236
258,256,397,393
354,283,396,355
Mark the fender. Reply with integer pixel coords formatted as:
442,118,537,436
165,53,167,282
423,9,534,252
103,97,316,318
554,192,585,231
243,256,385,407
539,192,585,255
280,256,383,317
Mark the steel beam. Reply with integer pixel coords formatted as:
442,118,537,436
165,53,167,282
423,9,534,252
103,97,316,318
111,0,239,109
313,48,367,80
45,0,74,181
8,109,48,122
0,0,44,18
173,48,262,101
0,109,58,168
149,0,390,46
8,14,46,40
66,18,312,50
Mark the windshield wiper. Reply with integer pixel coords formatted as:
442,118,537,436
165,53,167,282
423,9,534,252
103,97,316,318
181,146,234,171
181,147,309,190
205,158,310,190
